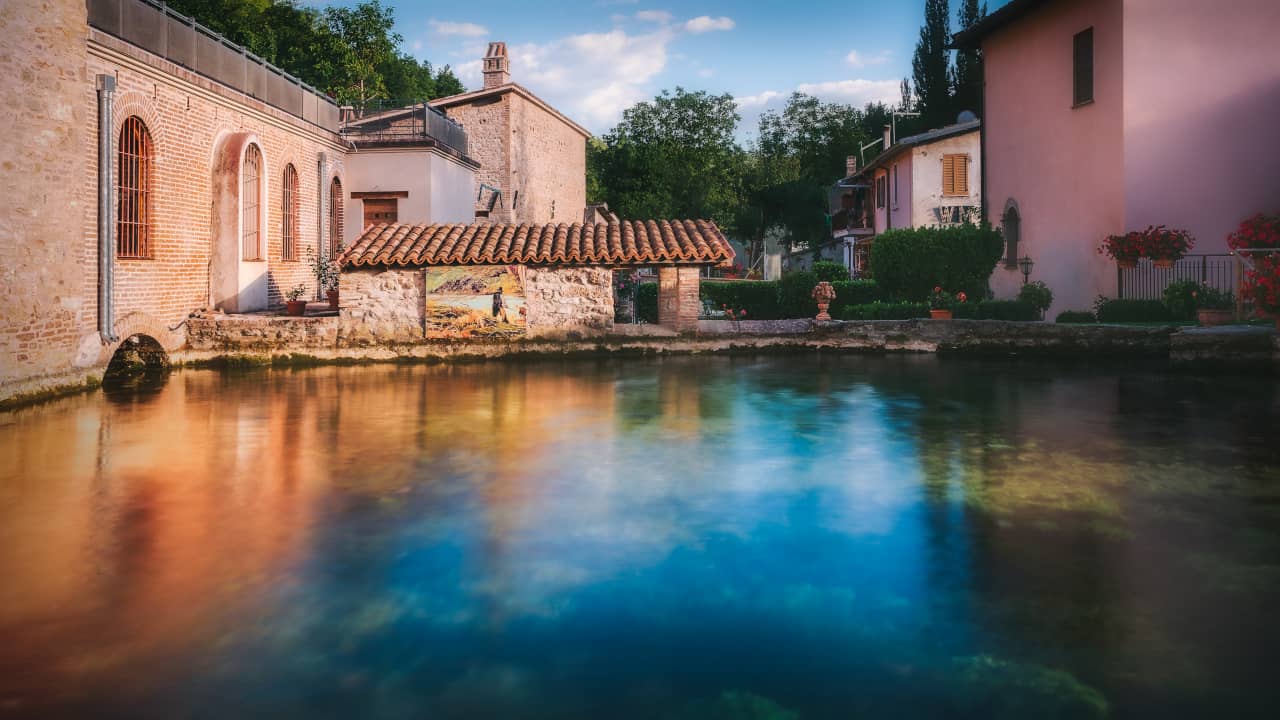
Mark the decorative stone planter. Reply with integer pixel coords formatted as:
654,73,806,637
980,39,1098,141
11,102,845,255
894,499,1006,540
327,289,340,310
1197,308,1232,327
930,309,953,320
285,300,307,317
811,281,837,321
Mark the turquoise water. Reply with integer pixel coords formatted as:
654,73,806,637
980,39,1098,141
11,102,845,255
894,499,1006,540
1,356,1279,719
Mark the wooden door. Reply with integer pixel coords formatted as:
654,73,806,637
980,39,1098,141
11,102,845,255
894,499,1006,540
363,198,398,227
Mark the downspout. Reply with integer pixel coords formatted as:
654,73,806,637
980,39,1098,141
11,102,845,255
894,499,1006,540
96,74,118,343
318,152,328,263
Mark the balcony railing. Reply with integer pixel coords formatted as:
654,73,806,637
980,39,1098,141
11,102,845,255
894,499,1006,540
87,0,339,131
339,101,469,157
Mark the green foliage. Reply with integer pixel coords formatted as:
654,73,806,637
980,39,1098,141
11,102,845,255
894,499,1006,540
1162,280,1201,320
1094,298,1173,323
911,0,956,129
1055,310,1098,324
811,261,850,283
841,302,931,320
777,271,819,318
953,300,1040,321
869,224,1004,302
1193,284,1234,311
953,0,988,116
830,280,885,315
1016,280,1053,317
636,282,658,324
700,281,783,320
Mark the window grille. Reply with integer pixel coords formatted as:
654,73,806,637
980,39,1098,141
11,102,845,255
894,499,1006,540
242,144,262,260
329,177,344,257
117,116,153,258
282,164,298,260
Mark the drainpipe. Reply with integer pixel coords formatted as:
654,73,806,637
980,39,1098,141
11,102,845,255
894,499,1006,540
96,74,118,343
317,152,327,300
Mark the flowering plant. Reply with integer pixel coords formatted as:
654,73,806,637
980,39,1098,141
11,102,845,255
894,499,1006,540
722,304,748,330
721,263,745,280
1227,212,1280,314
1099,225,1195,264
929,286,966,310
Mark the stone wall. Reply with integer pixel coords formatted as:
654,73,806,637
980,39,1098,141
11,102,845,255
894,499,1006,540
524,267,613,338
438,95,510,221
339,269,426,345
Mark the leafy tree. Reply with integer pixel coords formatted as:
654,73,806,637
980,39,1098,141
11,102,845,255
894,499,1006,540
910,0,955,129
953,0,988,117
321,1,399,106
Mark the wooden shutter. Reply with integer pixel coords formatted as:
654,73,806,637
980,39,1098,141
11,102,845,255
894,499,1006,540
943,154,969,196
363,198,398,227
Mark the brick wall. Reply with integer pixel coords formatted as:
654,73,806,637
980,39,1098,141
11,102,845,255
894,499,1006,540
658,267,701,332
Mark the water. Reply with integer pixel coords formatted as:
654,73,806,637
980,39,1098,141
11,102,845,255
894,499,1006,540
1,356,1279,719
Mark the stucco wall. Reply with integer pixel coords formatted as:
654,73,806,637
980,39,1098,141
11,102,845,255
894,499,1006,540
1122,0,1280,254
910,132,981,228
343,148,476,245
889,157,913,230
984,0,1125,314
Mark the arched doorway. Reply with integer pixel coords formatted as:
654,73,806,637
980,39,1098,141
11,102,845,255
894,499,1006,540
1002,201,1021,268
210,133,269,313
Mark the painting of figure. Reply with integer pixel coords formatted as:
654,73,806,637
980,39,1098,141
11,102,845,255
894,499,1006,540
425,265,527,339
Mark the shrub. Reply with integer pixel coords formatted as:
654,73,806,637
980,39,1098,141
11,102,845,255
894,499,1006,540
830,280,884,316
1017,281,1053,317
811,261,850,283
869,223,1004,302
1162,279,1201,320
778,271,819,318
1055,310,1097,324
1093,298,1172,323
636,282,658,323
954,300,1040,321
701,281,782,320
840,301,930,320
1192,284,1234,311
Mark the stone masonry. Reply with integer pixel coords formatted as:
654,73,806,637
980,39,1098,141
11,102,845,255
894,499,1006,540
339,268,426,345
524,267,614,338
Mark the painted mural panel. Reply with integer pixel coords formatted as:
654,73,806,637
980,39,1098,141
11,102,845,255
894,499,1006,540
425,265,527,338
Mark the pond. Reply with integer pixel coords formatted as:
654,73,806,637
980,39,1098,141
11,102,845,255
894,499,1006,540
1,356,1279,719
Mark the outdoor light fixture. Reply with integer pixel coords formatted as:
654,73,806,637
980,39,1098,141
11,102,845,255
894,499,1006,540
1018,256,1034,284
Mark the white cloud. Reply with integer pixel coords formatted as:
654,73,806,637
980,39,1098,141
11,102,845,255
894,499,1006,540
429,19,489,37
845,49,891,68
635,10,673,23
796,78,901,106
683,16,735,33
736,90,782,109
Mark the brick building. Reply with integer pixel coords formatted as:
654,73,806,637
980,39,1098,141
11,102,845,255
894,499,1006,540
430,43,591,224
1,0,355,402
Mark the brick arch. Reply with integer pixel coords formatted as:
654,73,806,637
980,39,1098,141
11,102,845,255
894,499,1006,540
94,310,184,367
112,91,166,161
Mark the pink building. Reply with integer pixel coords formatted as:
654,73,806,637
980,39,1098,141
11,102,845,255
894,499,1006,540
955,0,1280,315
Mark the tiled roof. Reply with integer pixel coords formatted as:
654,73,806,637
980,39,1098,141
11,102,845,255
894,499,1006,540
340,221,735,268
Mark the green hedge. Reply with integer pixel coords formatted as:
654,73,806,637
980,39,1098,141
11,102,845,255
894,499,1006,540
831,280,884,314
868,224,1004,301
1161,280,1200,320
634,276,888,323
840,301,930,320
1055,310,1097,324
812,261,850,283
701,281,783,319
777,271,818,318
1094,299,1172,323
953,300,1041,321
636,282,658,323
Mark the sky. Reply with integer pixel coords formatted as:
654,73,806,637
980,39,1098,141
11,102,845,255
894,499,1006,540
366,0,1011,141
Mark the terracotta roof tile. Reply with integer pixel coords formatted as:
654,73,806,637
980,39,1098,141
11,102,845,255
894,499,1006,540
340,221,735,268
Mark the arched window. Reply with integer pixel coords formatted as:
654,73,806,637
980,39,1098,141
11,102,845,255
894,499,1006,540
117,116,153,258
329,177,344,257
282,164,298,261
242,144,263,261
1003,203,1021,267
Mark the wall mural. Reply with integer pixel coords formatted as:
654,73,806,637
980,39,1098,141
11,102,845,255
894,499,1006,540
425,265,528,339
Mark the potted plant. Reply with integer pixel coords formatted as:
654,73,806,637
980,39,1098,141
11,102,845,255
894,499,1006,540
1143,225,1194,268
284,284,307,316
1227,212,1280,331
309,251,340,309
1191,284,1234,326
1100,231,1143,269
811,281,837,321
929,286,966,319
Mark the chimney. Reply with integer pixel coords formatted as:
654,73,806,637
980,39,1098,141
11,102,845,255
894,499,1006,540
883,124,892,150
483,42,510,89
845,155,857,177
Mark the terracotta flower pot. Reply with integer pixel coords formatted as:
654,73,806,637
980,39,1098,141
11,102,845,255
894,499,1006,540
1153,258,1175,269
285,300,307,317
327,288,339,310
1117,259,1137,270
930,309,953,320
1196,308,1232,327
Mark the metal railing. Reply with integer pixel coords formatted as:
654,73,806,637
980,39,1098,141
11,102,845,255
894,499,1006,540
87,0,340,131
1117,254,1238,300
339,101,469,156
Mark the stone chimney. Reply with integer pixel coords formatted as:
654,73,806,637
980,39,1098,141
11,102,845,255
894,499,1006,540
483,42,510,89
845,155,857,177
883,124,892,149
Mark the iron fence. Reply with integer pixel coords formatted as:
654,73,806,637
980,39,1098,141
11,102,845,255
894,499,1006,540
339,101,469,156
1116,254,1238,300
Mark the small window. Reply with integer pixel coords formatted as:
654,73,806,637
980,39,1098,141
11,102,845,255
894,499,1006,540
875,175,887,209
329,177,344,257
282,164,298,261
242,143,262,261
1003,205,1021,267
363,198,398,227
892,164,898,207
117,116,153,258
942,154,969,196
1073,27,1094,106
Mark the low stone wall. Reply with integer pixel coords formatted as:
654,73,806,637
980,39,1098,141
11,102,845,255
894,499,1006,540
524,266,614,338
339,268,425,346
186,314,340,351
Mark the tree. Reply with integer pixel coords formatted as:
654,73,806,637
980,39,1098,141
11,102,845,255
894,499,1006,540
321,1,399,106
910,0,954,130
953,0,988,117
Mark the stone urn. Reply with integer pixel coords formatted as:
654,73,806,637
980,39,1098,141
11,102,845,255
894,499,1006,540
811,281,838,321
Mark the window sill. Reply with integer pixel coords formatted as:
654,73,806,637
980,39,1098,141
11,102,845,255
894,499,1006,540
1072,98,1094,109
116,255,154,261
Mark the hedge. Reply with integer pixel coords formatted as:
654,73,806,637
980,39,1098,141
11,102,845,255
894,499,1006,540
702,281,783,319
1094,299,1172,323
1055,310,1097,324
868,224,1004,301
636,282,658,323
840,301,931,320
953,300,1040,321
633,277,887,323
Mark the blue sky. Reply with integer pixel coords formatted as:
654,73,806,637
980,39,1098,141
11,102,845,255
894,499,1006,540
367,0,1010,139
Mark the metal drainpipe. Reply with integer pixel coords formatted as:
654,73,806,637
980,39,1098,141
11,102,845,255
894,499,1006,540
96,74,118,343
318,152,327,299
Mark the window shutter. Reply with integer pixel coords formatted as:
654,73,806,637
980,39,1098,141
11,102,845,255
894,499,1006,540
943,154,968,196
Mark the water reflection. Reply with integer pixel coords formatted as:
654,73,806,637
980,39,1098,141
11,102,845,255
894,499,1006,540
0,356,1278,718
